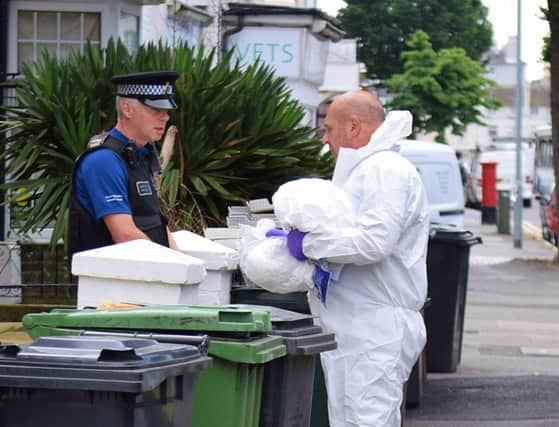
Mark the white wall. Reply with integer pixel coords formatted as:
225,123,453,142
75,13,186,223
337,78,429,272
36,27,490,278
320,38,359,93
141,4,167,43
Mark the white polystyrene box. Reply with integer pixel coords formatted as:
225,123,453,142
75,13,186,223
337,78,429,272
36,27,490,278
173,230,238,305
197,289,231,305
173,230,238,270
72,240,206,308
77,276,200,309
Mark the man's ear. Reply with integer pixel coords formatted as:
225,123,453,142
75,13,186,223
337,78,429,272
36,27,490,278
120,99,134,118
349,116,361,136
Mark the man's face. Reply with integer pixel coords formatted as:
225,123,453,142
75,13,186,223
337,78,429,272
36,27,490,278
321,104,351,158
128,100,170,144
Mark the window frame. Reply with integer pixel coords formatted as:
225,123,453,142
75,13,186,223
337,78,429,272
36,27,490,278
16,9,101,70
7,1,143,74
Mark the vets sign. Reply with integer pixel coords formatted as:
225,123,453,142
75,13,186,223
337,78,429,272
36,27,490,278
227,28,301,78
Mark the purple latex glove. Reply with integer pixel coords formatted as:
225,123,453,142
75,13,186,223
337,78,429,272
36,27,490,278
313,264,331,304
265,228,288,238
286,230,307,261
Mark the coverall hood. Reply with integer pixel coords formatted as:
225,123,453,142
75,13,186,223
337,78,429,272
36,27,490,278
332,110,413,186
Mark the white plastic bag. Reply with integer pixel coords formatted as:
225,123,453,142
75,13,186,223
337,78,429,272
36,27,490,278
239,219,314,294
272,178,355,232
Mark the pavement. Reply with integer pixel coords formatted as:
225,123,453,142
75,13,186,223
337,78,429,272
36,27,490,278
405,208,559,427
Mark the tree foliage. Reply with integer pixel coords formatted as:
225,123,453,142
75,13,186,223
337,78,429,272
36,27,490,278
386,31,501,143
337,0,493,82
0,40,331,246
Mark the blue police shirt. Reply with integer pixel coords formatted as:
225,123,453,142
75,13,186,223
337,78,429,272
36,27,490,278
76,128,150,221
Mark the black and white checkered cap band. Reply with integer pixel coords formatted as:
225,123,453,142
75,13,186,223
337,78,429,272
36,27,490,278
117,83,173,97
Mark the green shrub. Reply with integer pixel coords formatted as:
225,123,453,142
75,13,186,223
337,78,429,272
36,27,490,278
0,39,332,245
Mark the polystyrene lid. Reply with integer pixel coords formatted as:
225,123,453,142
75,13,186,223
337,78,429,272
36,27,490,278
72,240,206,284
203,227,242,240
173,230,238,270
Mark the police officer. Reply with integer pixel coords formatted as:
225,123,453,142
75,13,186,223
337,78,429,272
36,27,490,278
68,71,179,263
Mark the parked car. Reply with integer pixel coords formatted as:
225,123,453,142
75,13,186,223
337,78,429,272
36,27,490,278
539,183,558,246
534,167,555,201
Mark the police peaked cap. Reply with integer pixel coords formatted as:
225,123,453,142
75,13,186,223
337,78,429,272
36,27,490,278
111,71,179,110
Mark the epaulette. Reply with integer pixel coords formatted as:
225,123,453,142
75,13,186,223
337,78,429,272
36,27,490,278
87,132,109,149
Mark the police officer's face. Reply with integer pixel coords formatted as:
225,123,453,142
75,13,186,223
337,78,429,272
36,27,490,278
128,100,170,144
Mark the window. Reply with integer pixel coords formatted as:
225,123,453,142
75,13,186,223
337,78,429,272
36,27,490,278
17,10,100,70
119,12,139,54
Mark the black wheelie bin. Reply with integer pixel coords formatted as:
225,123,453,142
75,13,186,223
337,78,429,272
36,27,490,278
231,304,337,427
0,335,211,427
230,288,330,427
425,225,482,372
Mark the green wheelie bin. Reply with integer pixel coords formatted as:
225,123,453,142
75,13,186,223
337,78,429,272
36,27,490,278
22,305,286,427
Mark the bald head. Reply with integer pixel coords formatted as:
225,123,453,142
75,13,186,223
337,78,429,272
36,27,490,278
331,91,385,128
322,90,385,158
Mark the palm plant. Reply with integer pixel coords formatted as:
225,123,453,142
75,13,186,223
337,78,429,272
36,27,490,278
0,40,332,246
158,43,333,230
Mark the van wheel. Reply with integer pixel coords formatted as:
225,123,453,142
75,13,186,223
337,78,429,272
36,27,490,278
523,198,532,208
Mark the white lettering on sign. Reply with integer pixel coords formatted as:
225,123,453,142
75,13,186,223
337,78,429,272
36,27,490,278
227,28,301,78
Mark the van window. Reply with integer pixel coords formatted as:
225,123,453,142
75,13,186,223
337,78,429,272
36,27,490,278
413,161,461,206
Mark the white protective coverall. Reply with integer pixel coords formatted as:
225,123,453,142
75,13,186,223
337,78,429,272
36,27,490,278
303,111,430,427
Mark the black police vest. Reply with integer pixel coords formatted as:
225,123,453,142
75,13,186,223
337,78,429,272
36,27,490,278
67,134,169,263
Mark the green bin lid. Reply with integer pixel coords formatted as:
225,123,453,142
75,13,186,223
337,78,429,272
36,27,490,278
23,305,272,336
209,335,286,363
22,306,286,364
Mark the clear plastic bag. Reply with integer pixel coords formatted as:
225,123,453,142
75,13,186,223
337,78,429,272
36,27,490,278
272,178,355,232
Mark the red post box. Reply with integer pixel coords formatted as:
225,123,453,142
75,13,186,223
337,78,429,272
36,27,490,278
481,161,497,224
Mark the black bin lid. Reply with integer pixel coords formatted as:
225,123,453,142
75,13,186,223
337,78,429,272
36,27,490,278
429,224,482,246
228,305,337,355
229,304,321,336
0,336,211,393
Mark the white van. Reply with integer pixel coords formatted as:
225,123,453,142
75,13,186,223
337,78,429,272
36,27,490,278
469,142,535,208
399,139,465,227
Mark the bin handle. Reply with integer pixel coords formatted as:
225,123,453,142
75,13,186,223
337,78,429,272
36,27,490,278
79,330,210,355
294,340,338,355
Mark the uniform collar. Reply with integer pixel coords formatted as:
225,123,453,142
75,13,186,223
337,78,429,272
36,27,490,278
109,128,149,157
